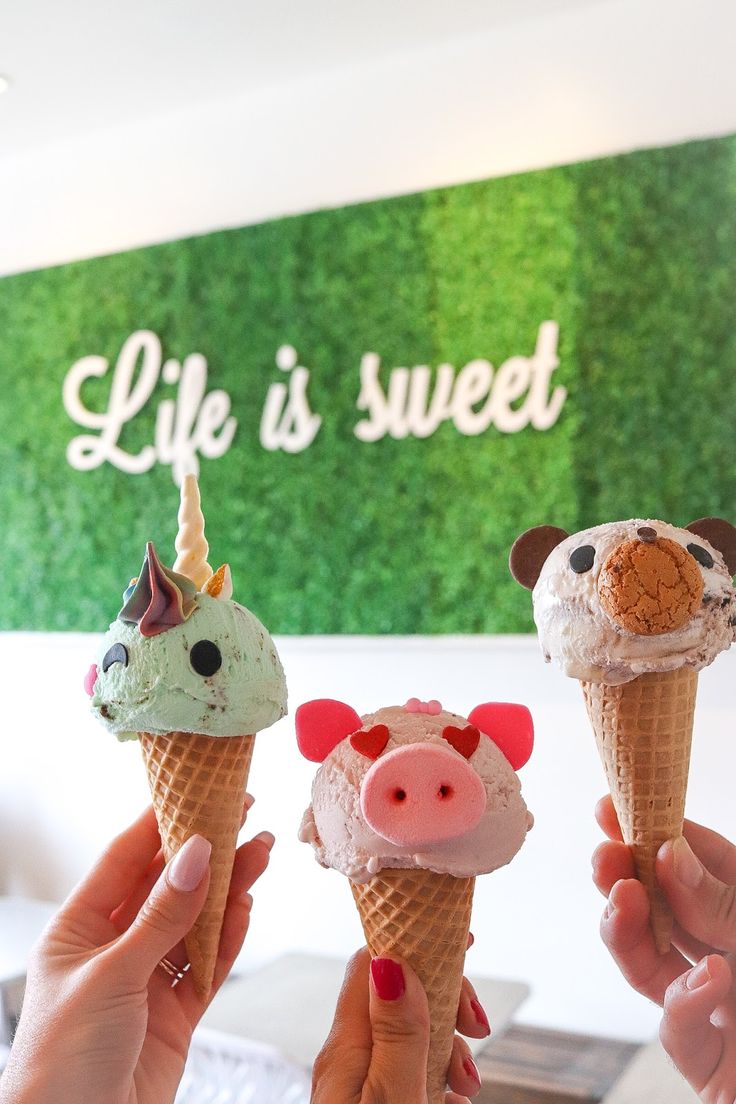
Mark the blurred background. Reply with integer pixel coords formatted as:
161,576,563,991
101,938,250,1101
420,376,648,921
2,1,736,1097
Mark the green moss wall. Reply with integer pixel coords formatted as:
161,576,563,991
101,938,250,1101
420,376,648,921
1,135,734,632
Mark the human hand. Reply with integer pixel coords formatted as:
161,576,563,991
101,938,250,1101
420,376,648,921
311,945,489,1103
592,795,736,1102
0,801,273,1104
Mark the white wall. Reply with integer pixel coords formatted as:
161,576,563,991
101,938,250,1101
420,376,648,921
3,0,736,277
2,0,736,1045
4,632,736,1042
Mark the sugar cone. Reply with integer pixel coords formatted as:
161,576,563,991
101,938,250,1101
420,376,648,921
139,729,255,998
351,867,474,1104
581,667,697,954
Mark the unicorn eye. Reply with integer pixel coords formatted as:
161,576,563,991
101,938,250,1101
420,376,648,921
102,643,128,672
190,640,223,677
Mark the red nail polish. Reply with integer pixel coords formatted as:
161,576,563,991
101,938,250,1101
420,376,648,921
470,997,490,1033
463,1056,481,1087
370,957,405,1000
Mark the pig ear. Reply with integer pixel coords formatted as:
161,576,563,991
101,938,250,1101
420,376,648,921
685,518,736,575
467,702,534,770
295,699,363,762
509,526,569,589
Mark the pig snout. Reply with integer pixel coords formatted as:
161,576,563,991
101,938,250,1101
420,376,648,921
360,743,486,848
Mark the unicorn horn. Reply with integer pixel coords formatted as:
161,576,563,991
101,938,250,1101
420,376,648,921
173,474,214,589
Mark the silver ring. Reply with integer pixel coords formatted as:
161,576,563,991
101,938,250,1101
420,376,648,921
159,957,191,986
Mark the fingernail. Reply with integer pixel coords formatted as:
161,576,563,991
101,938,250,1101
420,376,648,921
463,1056,481,1088
167,835,211,892
244,793,255,811
673,836,703,888
467,931,475,949
470,998,490,1034
686,958,711,990
253,830,275,851
370,957,405,1000
603,897,616,921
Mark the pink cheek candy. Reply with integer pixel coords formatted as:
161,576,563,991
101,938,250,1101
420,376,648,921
84,663,98,698
360,743,487,849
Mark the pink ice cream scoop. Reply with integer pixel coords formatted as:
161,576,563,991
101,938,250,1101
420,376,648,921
297,697,534,882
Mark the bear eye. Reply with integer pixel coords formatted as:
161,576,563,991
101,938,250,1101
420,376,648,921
102,643,128,672
190,640,223,676
687,543,714,569
569,545,595,573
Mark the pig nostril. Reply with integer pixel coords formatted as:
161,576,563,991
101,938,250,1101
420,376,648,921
392,788,407,804
438,784,453,800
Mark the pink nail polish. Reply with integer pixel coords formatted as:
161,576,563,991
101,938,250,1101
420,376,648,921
167,835,211,892
463,1056,481,1087
470,997,490,1033
370,957,405,1000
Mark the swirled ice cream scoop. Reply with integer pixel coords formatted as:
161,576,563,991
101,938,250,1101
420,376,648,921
510,517,736,684
297,698,533,882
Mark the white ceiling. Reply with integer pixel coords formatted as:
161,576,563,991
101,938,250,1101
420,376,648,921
1,0,604,155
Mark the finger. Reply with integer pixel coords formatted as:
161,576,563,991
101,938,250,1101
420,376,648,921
64,807,161,920
601,879,690,1005
657,838,736,953
312,949,373,1104
456,977,491,1039
679,821,736,884
111,834,211,986
595,795,623,842
366,956,430,1103
659,955,731,1093
447,1036,482,1097
111,797,257,934
592,839,636,898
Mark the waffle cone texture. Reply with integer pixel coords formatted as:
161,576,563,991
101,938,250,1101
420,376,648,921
139,729,255,997
351,867,474,1104
581,668,697,954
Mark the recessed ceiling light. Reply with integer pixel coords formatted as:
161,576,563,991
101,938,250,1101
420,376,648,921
0,75,11,94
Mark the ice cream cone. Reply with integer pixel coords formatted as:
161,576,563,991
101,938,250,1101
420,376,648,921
351,867,474,1104
139,729,255,998
580,667,697,954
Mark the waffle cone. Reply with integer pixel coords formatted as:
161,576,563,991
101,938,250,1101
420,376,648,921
139,730,255,997
350,867,474,1104
581,668,697,954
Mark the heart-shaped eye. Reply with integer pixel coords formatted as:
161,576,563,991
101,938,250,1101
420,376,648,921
350,724,390,760
442,724,480,759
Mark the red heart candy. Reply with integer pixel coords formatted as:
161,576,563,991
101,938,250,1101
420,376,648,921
442,724,480,759
350,724,390,760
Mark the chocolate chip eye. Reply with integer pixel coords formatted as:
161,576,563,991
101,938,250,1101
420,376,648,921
569,545,595,573
190,640,222,677
687,543,714,569
102,643,128,672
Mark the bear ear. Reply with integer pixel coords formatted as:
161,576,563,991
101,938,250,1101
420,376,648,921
509,526,569,589
685,518,736,575
295,699,363,762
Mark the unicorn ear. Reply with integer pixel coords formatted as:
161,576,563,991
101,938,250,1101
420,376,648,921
204,564,233,601
173,474,213,589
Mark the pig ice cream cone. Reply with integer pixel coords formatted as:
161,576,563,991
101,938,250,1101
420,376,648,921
298,697,534,1103
87,476,287,997
511,517,736,953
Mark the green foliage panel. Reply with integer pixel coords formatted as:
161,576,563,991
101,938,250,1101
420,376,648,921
0,135,734,633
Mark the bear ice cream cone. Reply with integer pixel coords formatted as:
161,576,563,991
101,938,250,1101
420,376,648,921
297,697,534,1103
511,517,736,953
87,476,287,996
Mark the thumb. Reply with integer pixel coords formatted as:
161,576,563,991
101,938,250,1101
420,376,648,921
115,834,211,984
366,957,430,1104
658,837,736,952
